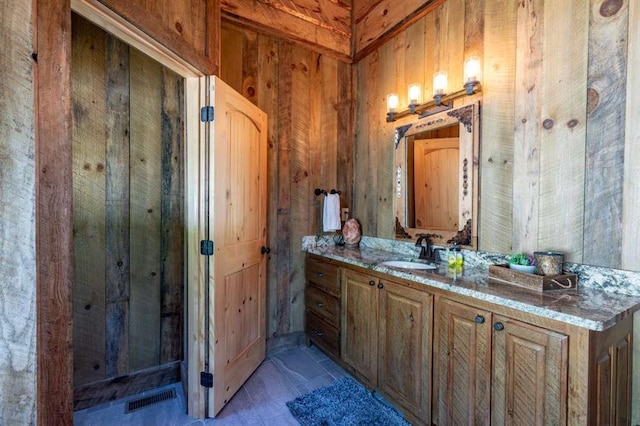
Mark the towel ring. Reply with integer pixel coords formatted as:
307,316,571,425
315,188,341,196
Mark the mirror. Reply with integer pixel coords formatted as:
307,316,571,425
394,101,480,248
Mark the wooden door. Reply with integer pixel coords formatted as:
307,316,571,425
377,279,433,423
210,77,268,415
435,298,491,426
413,137,459,231
340,268,378,385
491,315,568,425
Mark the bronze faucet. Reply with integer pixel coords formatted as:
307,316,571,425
415,233,436,261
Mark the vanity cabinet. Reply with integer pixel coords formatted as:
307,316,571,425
435,297,631,426
341,268,433,423
305,256,341,358
305,254,634,425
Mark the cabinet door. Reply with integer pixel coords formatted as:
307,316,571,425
491,315,568,425
341,268,378,384
378,279,433,422
436,298,491,426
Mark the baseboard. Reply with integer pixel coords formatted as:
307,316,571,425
266,331,307,355
74,361,181,411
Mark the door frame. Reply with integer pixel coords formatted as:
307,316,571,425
37,0,211,421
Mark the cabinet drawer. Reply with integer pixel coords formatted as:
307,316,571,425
306,285,340,328
306,310,340,358
305,257,339,295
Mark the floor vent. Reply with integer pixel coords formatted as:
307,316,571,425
125,388,177,413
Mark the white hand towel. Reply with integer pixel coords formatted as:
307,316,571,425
323,193,341,232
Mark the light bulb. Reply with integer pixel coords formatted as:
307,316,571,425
387,93,399,113
433,72,448,96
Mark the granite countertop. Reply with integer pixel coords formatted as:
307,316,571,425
304,244,640,331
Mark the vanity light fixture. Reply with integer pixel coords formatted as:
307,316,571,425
386,93,399,122
463,56,481,95
386,61,482,123
432,71,448,106
407,83,422,114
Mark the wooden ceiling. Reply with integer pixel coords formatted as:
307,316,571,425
221,0,447,62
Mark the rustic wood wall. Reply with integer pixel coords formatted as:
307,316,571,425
88,0,219,74
220,20,353,337
221,0,352,61
0,0,37,424
71,13,184,395
353,0,639,272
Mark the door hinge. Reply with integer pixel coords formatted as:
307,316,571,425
200,371,213,388
200,106,214,122
200,240,214,256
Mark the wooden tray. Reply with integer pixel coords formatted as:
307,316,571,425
488,264,578,292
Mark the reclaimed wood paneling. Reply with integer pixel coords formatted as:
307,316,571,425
129,48,162,371
91,0,219,74
621,0,640,271
537,0,588,259
220,23,352,335
1,0,38,424
71,17,184,395
160,67,185,364
104,35,131,378
36,0,75,422
354,0,447,58
584,0,628,267
511,0,543,255
221,0,351,61
478,0,515,254
72,14,108,384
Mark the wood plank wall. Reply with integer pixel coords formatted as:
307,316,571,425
71,14,184,393
0,0,38,423
220,20,353,337
354,0,639,271
95,0,219,74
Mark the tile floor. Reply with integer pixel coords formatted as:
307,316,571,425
73,345,351,425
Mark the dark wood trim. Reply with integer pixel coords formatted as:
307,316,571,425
97,0,218,75
74,362,181,410
353,0,447,63
36,0,75,424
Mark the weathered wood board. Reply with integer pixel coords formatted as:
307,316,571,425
71,15,184,389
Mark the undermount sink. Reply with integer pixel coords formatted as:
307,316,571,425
378,260,437,270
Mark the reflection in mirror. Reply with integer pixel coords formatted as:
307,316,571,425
394,101,480,249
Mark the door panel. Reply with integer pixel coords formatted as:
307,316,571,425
492,315,568,425
211,77,268,415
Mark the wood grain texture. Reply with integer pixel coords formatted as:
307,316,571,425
336,60,354,213
377,279,433,423
583,0,628,268
1,0,38,424
159,66,184,364
478,0,515,254
622,0,640,270
36,0,74,423
256,34,280,338
435,298,491,426
95,0,218,73
129,47,162,371
221,0,351,60
104,35,131,378
289,45,312,333
537,0,588,261
72,14,108,385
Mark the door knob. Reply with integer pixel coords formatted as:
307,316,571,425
261,246,271,254
474,315,485,324
493,322,504,331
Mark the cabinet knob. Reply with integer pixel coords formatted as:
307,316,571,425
493,322,505,331
313,330,324,337
316,302,324,308
261,246,271,254
377,283,384,289
409,313,415,322
316,271,324,277
474,315,485,324
369,280,376,286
